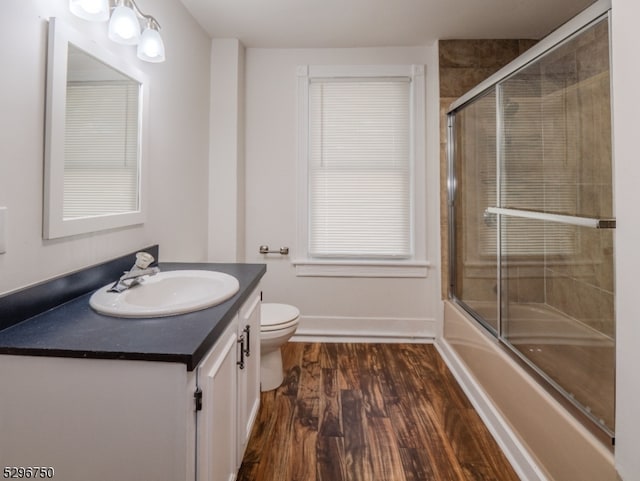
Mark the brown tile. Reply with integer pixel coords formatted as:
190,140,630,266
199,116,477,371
439,40,477,68
599,291,615,338
438,39,521,69
440,67,500,98
576,38,610,82
515,266,545,304
460,277,498,303
518,39,538,54
545,272,575,317
490,40,525,67
577,183,602,219
596,231,615,295
573,284,610,333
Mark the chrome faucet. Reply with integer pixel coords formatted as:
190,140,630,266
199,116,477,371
109,252,160,293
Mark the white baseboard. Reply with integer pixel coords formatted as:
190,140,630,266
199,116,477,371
291,315,436,343
436,338,549,481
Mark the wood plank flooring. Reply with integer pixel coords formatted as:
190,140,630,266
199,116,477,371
238,343,520,481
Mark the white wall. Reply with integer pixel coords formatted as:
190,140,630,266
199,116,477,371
611,2,640,480
0,0,211,295
243,46,442,338
208,39,246,262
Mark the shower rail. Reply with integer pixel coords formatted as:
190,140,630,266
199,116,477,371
485,207,616,229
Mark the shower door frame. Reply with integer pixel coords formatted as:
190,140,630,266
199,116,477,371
446,0,615,441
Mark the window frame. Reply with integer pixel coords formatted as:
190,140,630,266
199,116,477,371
294,64,428,278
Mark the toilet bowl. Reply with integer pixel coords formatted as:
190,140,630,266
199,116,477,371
260,303,300,391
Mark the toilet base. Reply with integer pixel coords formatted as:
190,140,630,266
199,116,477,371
260,347,284,391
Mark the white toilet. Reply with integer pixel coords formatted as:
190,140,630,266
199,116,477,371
260,303,300,391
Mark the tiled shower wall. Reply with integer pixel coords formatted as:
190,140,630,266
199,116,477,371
537,20,614,336
439,39,536,299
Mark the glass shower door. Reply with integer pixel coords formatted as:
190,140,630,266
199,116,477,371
496,16,615,432
450,89,499,334
448,12,615,436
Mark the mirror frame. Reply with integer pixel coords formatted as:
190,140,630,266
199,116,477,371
44,17,148,239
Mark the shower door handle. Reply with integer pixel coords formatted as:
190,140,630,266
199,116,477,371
485,207,616,229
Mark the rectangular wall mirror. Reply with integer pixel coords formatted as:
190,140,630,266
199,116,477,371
44,17,148,239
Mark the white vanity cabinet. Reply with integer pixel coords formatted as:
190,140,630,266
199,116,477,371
236,288,261,466
0,287,262,481
196,287,261,481
196,318,239,481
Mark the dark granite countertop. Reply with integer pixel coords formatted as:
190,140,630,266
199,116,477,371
0,262,266,370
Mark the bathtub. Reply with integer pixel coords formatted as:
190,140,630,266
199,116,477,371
467,301,614,346
437,300,616,481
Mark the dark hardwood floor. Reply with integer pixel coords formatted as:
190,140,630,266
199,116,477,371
238,343,520,481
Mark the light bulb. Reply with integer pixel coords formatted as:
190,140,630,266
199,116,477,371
137,27,166,63
108,5,141,45
69,0,109,21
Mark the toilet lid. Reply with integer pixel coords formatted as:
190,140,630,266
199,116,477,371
261,303,300,328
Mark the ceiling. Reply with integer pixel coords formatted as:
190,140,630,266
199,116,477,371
179,0,595,48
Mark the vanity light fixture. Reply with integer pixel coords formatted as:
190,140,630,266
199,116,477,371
69,0,110,22
108,2,141,45
69,0,165,63
137,18,166,63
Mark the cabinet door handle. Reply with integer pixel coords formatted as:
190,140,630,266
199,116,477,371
237,335,245,370
243,325,251,357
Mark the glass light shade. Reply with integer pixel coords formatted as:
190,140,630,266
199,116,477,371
69,0,110,21
137,28,166,63
108,5,141,45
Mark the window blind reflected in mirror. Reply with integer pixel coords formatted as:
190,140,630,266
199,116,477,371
64,80,139,219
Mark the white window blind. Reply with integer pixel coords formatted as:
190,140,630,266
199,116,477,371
64,81,139,219
308,78,411,258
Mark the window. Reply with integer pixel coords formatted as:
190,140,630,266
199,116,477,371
295,65,427,277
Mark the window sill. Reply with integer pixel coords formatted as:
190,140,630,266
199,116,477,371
292,259,430,278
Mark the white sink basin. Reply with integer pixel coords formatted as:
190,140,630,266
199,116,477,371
90,270,240,318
